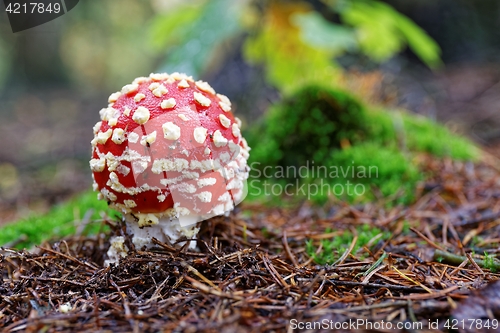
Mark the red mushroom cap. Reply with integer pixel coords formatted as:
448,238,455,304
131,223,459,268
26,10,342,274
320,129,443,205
90,73,250,221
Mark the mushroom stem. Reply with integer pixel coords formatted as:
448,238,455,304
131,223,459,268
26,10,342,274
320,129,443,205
124,213,200,250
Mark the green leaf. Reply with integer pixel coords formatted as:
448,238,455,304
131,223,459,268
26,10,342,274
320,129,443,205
339,0,441,68
395,14,442,69
291,12,357,54
341,1,404,61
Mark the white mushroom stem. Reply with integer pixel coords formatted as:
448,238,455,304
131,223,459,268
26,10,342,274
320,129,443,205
105,214,200,266
125,213,200,250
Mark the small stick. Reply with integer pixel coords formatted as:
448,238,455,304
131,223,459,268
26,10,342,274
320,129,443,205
181,261,220,290
465,252,485,275
109,278,138,333
208,248,254,265
333,234,358,266
20,275,85,287
309,300,410,315
37,246,98,271
261,254,289,289
410,228,446,252
282,231,299,268
327,279,426,293
184,276,243,300
391,266,433,293
393,285,459,301
433,249,500,271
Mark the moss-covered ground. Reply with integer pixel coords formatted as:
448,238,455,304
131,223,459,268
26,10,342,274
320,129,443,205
0,190,114,249
246,85,479,205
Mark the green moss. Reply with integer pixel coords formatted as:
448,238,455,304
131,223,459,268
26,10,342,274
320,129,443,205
246,177,307,207
483,252,498,273
326,143,421,205
248,85,369,168
401,112,479,160
246,84,479,206
0,189,116,249
306,225,390,265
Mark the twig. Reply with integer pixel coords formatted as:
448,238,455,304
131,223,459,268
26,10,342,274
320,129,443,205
410,228,446,252
433,249,500,271
393,285,459,300
327,279,427,293
37,246,98,271
333,234,358,266
184,276,243,300
20,275,85,287
309,300,410,315
282,231,299,267
181,261,220,290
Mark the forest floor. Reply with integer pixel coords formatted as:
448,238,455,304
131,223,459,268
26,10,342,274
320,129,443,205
2,153,500,332
2,64,500,332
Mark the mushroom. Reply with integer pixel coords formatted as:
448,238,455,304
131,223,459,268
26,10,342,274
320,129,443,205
90,73,250,262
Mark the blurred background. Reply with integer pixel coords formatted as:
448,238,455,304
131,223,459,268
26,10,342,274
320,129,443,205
0,0,499,224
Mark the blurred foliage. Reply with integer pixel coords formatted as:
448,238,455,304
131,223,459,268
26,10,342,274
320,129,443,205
0,190,115,249
0,0,441,94
0,33,12,90
149,0,441,92
246,84,479,205
243,0,441,92
58,0,249,89
59,0,156,90
243,2,342,93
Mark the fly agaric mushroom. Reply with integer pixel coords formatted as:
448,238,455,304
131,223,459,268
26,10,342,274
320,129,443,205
90,73,250,259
